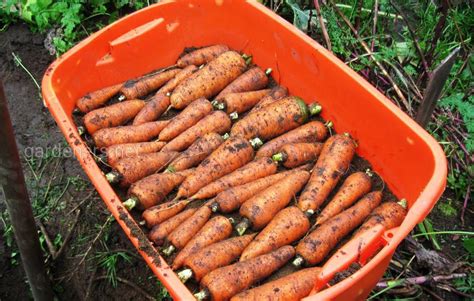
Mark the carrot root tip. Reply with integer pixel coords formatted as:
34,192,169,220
162,244,176,256
398,198,408,209
194,289,210,301
309,103,323,116
235,218,250,236
105,171,121,184
228,217,236,225
118,95,126,101
123,197,138,211
265,68,272,75
77,126,85,136
210,202,219,213
177,269,193,283
292,255,304,268
229,112,239,121
96,153,107,164
249,137,263,149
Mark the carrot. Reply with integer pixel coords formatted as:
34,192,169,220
165,133,224,172
159,98,213,142
231,267,321,301
172,215,233,270
142,199,190,227
196,246,295,301
171,51,246,109
178,234,256,282
125,169,194,210
105,151,178,187
83,100,145,134
255,121,328,158
236,170,310,235
210,164,312,213
272,142,323,168
93,120,170,148
132,94,170,125
75,83,122,113
316,171,372,226
191,157,278,200
176,45,230,68
297,134,357,216
248,85,288,114
230,96,321,140
240,206,309,261
175,136,257,199
355,200,407,235
120,68,181,99
213,89,271,116
102,140,166,167
148,208,197,245
156,65,198,95
214,67,269,101
162,111,231,152
163,204,212,256
293,191,382,267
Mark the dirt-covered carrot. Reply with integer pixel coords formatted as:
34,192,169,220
236,170,310,235
175,136,258,199
355,200,407,235
125,169,194,210
240,206,309,261
172,216,233,270
75,83,122,113
176,45,230,68
231,267,321,301
163,204,212,256
316,171,372,226
93,120,170,148
165,133,224,172
156,65,197,95
272,142,323,168
142,199,190,227
120,68,181,99
83,100,145,134
132,94,170,125
297,134,357,216
213,89,271,115
102,140,166,167
171,51,246,109
230,96,321,140
195,246,295,301
178,234,256,283
148,208,197,245
256,121,328,158
191,157,277,200
214,67,269,101
210,165,312,213
162,111,231,152
105,151,178,187
159,98,213,142
293,191,382,267
248,85,288,114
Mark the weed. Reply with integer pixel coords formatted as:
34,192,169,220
95,248,132,288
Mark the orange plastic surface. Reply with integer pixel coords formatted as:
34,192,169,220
41,1,447,300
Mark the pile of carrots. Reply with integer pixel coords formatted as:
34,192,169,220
74,45,408,301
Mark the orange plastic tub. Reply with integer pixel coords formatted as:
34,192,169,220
41,1,447,300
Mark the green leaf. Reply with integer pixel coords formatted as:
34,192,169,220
463,238,474,257
284,0,316,32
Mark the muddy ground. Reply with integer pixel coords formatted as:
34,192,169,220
0,24,472,300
